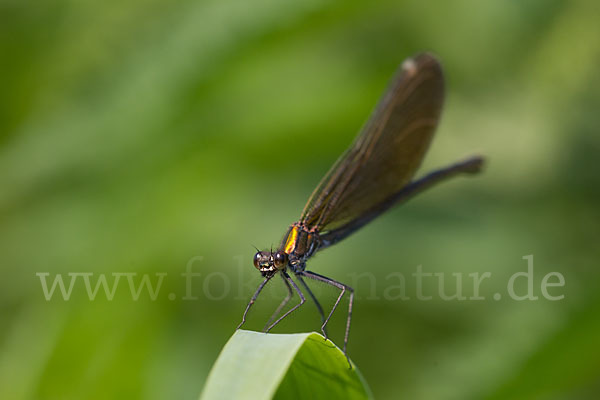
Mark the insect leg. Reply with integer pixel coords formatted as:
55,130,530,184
236,276,271,330
294,272,329,339
300,270,354,363
262,273,294,332
264,271,306,333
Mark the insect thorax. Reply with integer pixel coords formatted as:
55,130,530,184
280,223,319,266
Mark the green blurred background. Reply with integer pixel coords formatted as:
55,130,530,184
1,0,599,399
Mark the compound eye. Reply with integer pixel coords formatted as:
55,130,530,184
253,252,264,270
273,251,287,269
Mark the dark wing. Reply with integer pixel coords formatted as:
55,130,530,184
299,53,445,232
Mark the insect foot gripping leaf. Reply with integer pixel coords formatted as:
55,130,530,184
199,330,372,400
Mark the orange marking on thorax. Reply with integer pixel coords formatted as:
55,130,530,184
284,226,299,254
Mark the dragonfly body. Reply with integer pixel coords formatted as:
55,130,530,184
237,53,484,364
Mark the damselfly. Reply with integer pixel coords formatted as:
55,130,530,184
237,53,484,362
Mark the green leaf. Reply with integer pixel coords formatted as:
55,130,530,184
199,330,372,400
